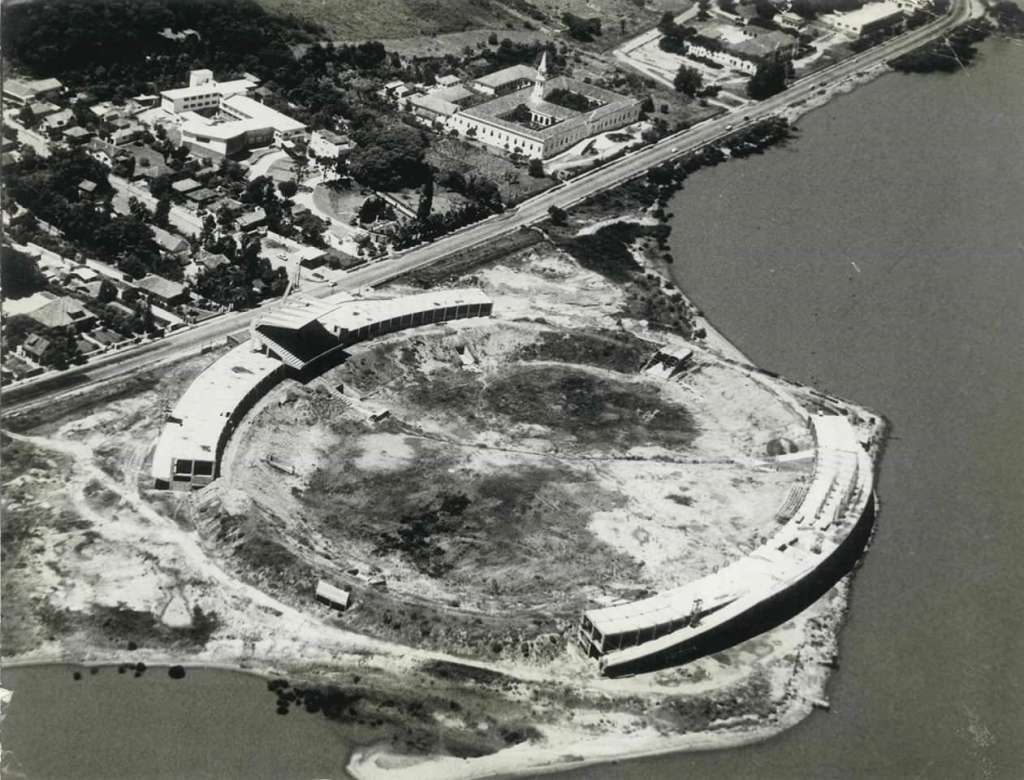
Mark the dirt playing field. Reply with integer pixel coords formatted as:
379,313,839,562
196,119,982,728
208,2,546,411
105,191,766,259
207,299,811,659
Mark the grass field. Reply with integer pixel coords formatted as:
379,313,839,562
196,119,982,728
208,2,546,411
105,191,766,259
258,0,517,40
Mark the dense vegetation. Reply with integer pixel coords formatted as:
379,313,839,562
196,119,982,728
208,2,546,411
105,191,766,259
673,65,704,97
1,0,316,100
4,148,175,280
747,61,789,100
890,23,991,73
1,244,47,299
562,13,602,42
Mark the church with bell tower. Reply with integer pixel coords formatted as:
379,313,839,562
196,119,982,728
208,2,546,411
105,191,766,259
444,52,642,159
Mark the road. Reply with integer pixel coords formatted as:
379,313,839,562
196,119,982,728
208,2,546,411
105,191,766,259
109,175,204,236
1,0,969,419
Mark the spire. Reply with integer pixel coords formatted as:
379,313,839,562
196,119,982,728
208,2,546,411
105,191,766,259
530,52,548,104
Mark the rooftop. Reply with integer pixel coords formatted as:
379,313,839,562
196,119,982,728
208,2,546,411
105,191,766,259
221,94,306,134
171,177,202,193
473,64,537,89
27,296,95,329
3,77,62,101
4,292,57,317
151,225,189,253
151,342,283,477
136,274,186,300
462,76,639,141
256,288,493,332
825,1,905,27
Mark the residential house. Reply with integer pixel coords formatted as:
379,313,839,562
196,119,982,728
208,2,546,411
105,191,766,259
62,126,92,145
151,226,191,257
77,179,99,198
27,100,61,120
3,77,63,107
135,274,189,307
3,291,57,318
22,334,52,363
171,178,202,195
43,108,75,133
68,266,100,284
236,207,267,232
198,251,230,272
27,296,98,331
308,129,352,160
185,188,217,208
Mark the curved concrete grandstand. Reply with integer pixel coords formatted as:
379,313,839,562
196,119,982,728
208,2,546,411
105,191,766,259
151,289,493,488
578,413,875,676
250,288,494,371
151,342,286,489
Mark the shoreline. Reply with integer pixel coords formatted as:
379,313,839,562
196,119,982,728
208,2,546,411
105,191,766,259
0,41,906,780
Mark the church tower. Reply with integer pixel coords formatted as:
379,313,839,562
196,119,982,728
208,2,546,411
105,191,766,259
530,52,549,104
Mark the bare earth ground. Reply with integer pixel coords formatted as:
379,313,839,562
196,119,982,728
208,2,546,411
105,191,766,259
1,220,883,778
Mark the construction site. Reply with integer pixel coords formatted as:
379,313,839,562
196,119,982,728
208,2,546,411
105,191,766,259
1,224,884,778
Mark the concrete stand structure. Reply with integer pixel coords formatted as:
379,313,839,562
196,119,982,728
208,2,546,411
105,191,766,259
578,414,875,676
151,289,493,489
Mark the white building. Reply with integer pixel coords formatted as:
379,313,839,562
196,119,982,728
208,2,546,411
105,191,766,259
822,2,906,37
159,70,257,114
161,71,306,156
682,24,800,76
3,77,62,107
447,55,642,159
308,129,352,160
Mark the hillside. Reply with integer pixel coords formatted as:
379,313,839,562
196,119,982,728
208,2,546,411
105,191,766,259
257,0,687,41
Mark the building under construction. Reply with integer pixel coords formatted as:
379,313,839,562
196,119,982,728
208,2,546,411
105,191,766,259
151,289,493,489
578,413,875,676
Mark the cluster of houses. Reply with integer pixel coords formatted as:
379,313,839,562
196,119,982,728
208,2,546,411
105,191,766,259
0,240,193,384
671,0,926,78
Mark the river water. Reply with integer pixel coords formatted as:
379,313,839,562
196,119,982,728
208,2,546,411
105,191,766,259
2,36,1022,780
572,35,1024,780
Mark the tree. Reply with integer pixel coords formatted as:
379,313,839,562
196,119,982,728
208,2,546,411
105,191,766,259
199,214,217,248
149,174,172,199
754,0,778,20
0,244,47,299
416,172,434,222
673,65,703,96
153,197,171,227
128,196,150,222
278,179,298,199
548,205,568,226
348,121,429,191
747,61,788,100
97,279,118,304
528,158,545,178
562,13,602,41
358,196,394,224
18,104,38,128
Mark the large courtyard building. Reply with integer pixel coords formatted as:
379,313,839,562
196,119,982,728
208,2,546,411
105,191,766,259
158,70,306,157
436,55,641,159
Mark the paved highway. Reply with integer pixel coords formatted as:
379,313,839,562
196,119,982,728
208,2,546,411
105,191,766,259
1,0,969,419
